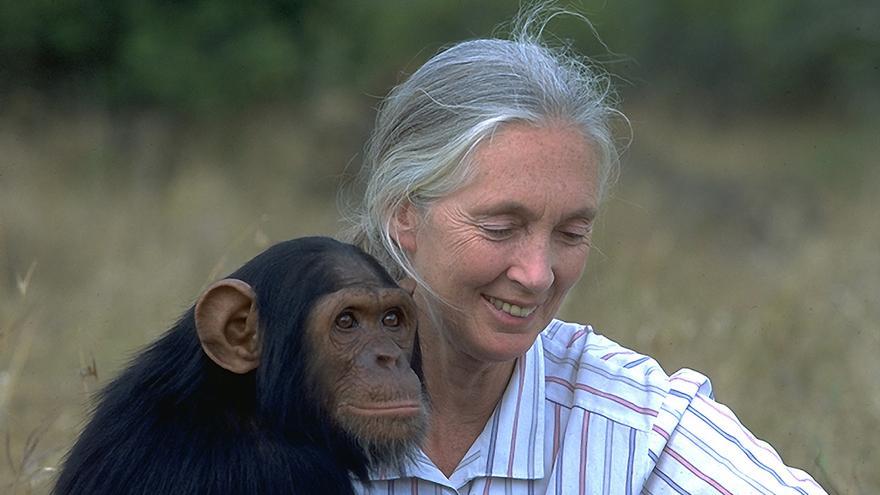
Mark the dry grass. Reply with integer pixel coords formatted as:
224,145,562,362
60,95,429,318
1,102,876,494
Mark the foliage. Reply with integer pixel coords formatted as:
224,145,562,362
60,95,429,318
1,0,877,115
595,0,879,113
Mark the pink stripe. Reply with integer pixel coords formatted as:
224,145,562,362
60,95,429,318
566,329,588,348
697,394,790,459
601,350,635,360
411,477,418,494
665,447,733,495
552,403,561,460
669,374,704,388
556,419,566,494
546,376,659,417
506,352,527,476
694,395,819,486
578,411,591,495
652,424,670,440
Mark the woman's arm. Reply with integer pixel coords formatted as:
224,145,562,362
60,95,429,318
645,370,826,494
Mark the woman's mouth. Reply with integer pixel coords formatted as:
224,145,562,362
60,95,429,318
485,295,538,318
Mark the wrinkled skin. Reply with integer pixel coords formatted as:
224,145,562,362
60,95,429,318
306,283,427,468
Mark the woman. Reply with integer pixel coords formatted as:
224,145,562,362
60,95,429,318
344,11,825,495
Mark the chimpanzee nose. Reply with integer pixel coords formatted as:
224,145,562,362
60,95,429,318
360,339,403,370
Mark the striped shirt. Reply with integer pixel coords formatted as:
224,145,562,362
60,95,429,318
354,320,826,494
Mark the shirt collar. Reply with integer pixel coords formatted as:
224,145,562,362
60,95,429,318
369,338,546,488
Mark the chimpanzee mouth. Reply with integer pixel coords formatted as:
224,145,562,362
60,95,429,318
345,401,424,417
336,398,428,473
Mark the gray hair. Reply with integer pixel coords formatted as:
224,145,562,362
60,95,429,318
342,8,623,285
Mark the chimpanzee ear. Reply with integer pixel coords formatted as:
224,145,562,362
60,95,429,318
195,279,261,374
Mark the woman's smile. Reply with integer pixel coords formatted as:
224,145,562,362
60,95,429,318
397,121,599,362
484,295,539,319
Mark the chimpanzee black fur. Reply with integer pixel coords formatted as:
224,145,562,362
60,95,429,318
53,237,421,495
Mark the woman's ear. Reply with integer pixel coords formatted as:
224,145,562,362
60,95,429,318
396,276,417,296
392,201,419,253
195,279,261,374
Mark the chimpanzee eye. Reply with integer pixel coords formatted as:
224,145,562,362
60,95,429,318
335,311,357,329
382,309,402,328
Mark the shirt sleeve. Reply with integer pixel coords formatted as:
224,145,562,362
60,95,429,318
643,369,827,494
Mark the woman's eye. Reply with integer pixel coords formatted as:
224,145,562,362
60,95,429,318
382,309,402,327
335,312,357,329
479,225,514,240
559,225,592,244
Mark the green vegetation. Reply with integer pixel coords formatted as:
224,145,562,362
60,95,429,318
1,1,878,493
2,1,877,116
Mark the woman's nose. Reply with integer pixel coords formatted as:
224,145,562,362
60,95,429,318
506,238,555,293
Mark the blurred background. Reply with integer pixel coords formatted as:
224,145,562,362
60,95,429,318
1,0,878,493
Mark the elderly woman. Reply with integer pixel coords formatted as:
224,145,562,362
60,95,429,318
344,16,826,495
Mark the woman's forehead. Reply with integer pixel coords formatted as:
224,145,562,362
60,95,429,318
447,123,599,217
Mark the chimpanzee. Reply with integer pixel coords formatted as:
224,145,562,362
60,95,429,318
53,237,427,495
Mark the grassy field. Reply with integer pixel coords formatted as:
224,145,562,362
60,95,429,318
1,101,877,494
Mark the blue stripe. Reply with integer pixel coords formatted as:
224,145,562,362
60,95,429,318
625,428,636,495
484,405,502,473
555,418,564,495
528,350,539,479
689,406,809,495
652,467,692,495
676,424,773,495
660,402,687,423
602,420,612,495
624,356,651,369
544,319,564,338
668,389,692,401
545,350,667,395
456,451,481,472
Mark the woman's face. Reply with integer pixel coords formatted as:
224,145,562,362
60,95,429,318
398,122,599,363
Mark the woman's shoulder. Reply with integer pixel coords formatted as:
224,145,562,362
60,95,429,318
540,318,673,383
538,321,825,493
540,319,712,431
